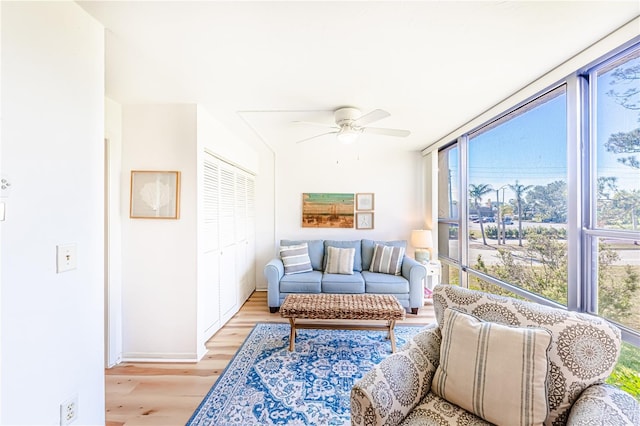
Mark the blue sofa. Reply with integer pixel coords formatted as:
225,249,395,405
264,239,427,314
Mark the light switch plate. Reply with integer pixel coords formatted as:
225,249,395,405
57,244,77,273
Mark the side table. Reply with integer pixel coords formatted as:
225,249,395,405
422,260,441,300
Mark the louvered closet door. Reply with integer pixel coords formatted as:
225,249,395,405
235,174,247,242
235,172,256,301
203,159,220,253
245,176,256,291
235,173,248,302
202,154,221,332
219,163,237,317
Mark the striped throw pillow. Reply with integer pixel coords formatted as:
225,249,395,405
280,243,313,275
432,308,552,426
369,244,405,275
324,246,355,275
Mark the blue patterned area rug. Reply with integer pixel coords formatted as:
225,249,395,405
186,322,423,426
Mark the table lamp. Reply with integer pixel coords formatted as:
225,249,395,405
411,229,433,264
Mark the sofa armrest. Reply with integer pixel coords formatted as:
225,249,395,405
264,258,284,309
401,256,427,311
351,324,441,426
567,383,639,425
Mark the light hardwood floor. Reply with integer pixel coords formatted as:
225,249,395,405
105,291,436,425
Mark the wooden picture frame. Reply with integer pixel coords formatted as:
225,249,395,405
356,212,374,230
130,170,181,219
356,193,374,211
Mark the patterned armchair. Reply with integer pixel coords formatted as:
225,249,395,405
351,284,640,425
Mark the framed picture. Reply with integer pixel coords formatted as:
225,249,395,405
130,171,181,219
356,193,374,211
356,212,374,230
302,193,354,228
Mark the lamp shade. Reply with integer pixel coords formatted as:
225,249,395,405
411,229,433,249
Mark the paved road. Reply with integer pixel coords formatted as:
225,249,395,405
452,221,640,266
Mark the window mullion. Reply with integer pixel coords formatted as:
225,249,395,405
567,74,584,312
459,134,469,288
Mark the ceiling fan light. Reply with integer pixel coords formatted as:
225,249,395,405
336,128,360,144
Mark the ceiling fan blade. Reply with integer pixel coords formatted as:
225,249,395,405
362,127,411,137
354,109,390,126
295,131,339,144
292,121,339,130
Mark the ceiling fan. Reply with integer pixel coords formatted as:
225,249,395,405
293,107,411,144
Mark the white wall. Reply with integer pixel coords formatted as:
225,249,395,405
1,2,105,425
196,106,259,173
247,134,275,292
118,104,260,361
255,140,425,290
105,98,123,367
120,104,198,360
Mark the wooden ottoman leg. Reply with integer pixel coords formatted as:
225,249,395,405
389,320,397,353
288,318,296,351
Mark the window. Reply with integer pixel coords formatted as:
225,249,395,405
589,48,640,337
437,144,460,263
437,144,462,285
466,86,568,304
437,42,640,400
437,42,640,356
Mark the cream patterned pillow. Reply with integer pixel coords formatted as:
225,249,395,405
369,244,405,275
279,243,313,275
432,308,552,426
324,246,355,275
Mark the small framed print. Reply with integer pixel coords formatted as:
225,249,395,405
130,170,181,219
356,193,374,211
356,212,374,230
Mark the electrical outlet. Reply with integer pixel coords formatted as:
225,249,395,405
56,244,77,273
60,395,78,425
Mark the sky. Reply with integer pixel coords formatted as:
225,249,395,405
596,53,640,190
447,52,639,206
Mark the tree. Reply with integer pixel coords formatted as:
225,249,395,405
598,246,639,322
597,177,640,230
525,181,567,223
605,129,640,169
605,60,640,170
473,233,639,323
606,62,640,112
469,183,493,245
508,180,532,246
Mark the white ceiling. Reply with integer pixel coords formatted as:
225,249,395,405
78,1,640,152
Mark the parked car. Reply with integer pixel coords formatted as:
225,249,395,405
473,217,494,223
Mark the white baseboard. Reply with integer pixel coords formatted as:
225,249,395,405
121,352,199,363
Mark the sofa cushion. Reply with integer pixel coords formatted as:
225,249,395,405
281,239,324,271
280,270,322,293
321,272,365,293
279,243,313,275
362,271,410,294
432,285,622,425
362,239,406,271
324,246,355,275
369,244,405,276
324,240,362,271
432,308,552,426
